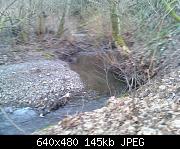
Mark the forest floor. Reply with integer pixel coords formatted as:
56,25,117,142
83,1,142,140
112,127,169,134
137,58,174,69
33,32,180,135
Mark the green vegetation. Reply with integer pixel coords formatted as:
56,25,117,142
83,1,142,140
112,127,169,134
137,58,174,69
163,0,180,22
42,52,55,60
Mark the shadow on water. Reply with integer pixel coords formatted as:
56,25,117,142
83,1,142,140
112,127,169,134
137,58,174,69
70,52,126,96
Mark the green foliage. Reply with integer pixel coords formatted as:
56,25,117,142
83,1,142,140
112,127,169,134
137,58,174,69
163,0,180,22
42,52,55,60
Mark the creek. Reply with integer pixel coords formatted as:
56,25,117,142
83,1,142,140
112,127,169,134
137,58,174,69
0,52,126,135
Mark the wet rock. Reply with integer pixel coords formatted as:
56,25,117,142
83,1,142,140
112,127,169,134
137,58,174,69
3,55,8,62
0,60,5,65
4,107,13,114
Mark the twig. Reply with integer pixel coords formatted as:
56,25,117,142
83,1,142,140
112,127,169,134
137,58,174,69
0,0,18,17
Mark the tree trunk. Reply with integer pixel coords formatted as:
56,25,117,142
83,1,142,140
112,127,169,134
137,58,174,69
109,0,130,54
57,0,71,37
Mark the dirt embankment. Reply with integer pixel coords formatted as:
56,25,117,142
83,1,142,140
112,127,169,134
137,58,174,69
34,66,180,135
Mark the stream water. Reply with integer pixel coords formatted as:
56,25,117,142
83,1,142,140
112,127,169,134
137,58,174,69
0,52,125,135
0,97,107,135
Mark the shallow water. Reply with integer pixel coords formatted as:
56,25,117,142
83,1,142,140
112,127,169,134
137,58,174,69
0,97,107,135
70,52,126,96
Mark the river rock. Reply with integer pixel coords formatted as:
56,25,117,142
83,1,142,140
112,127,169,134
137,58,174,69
170,119,180,129
12,107,37,122
4,107,14,114
159,85,166,91
137,127,158,135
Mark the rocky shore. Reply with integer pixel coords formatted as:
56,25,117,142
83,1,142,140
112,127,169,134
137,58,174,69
0,60,84,113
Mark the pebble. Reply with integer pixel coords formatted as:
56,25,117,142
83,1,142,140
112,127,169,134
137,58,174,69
4,107,14,113
127,126,136,133
159,85,166,90
138,127,157,135
170,119,180,128
83,122,94,130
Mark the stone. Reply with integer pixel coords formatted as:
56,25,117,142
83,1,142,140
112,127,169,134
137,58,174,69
42,81,48,84
170,119,180,128
138,127,157,135
93,129,104,134
127,126,136,133
39,113,45,117
63,131,72,135
4,107,13,113
159,85,166,90
83,122,94,130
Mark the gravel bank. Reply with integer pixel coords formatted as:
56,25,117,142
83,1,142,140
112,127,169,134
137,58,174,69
0,60,84,110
